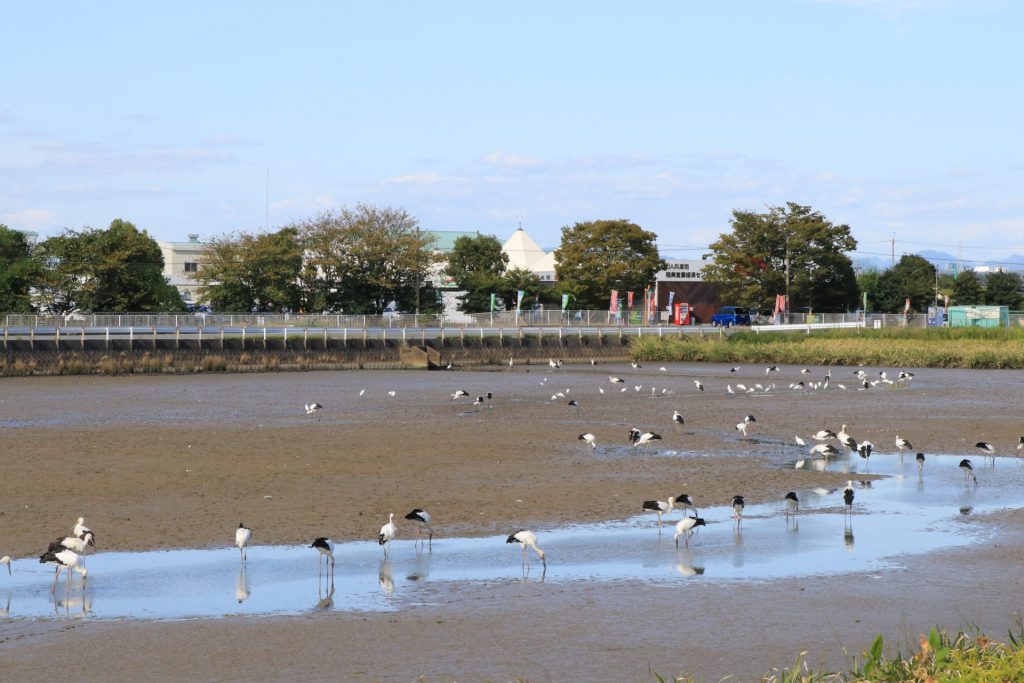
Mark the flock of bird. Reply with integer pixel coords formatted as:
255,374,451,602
4,359,1022,600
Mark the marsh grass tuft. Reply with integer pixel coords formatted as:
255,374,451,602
633,328,1024,369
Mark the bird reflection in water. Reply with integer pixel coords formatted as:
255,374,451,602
315,581,335,610
521,562,546,582
379,559,394,596
731,527,745,569
235,566,251,604
406,551,432,583
674,549,705,577
844,527,855,553
53,590,91,618
675,563,705,577
1,591,10,618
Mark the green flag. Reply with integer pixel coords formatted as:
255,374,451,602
490,293,496,312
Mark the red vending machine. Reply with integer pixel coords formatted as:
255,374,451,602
672,302,691,325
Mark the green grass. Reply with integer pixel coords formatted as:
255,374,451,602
633,328,1024,369
656,628,1024,682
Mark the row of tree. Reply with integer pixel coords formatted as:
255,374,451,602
857,255,1024,312
0,220,183,313
2,203,1020,315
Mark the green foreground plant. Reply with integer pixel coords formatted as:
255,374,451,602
655,628,1024,682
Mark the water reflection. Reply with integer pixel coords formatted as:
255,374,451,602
315,581,335,610
674,550,705,577
235,566,250,604
0,453,1019,621
406,551,432,582
378,559,394,595
731,528,745,568
521,563,546,582
53,590,91,619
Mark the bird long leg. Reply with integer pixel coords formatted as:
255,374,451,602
428,527,433,550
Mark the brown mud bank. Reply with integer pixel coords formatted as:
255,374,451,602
2,364,1024,681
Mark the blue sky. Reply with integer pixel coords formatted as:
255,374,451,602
2,1,1022,266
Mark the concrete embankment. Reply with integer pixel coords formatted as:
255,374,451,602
0,330,634,376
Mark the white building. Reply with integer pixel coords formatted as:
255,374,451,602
158,234,205,305
501,227,557,283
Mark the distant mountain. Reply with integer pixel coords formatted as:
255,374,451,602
852,255,888,272
850,250,1024,273
916,250,973,272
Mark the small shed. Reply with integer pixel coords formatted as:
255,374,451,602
947,305,1009,328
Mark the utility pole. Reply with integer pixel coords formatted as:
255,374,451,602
785,237,791,324
415,225,421,315
891,233,895,268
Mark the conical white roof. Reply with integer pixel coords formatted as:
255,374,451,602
502,227,547,270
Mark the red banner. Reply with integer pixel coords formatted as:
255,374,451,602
627,291,634,309
609,290,619,313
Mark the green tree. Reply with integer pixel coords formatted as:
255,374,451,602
34,219,183,313
984,270,1023,309
856,269,883,311
0,225,38,312
445,234,508,312
703,203,859,313
936,272,956,306
951,269,984,305
294,204,440,314
197,228,304,312
873,255,935,313
497,266,543,311
554,219,665,309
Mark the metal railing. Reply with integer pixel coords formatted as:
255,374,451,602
3,310,1021,330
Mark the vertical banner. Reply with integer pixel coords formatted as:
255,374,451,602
516,290,525,312
627,291,634,310
609,290,619,313
561,293,570,311
667,290,675,311
863,291,868,312
489,293,496,313
904,297,911,314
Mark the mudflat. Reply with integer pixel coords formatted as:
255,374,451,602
2,364,1023,681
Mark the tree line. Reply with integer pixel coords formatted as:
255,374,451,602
0,219,183,313
1,202,1020,315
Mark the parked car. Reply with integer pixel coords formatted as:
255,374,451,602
711,306,752,327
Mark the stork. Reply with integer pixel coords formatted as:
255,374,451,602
506,530,546,568
673,516,706,548
404,509,433,548
378,513,397,557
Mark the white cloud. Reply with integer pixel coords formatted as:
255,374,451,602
810,0,952,11
200,133,262,147
384,173,446,185
482,151,545,170
2,208,60,231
